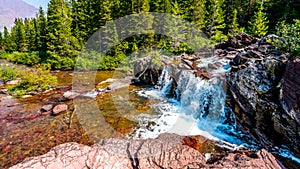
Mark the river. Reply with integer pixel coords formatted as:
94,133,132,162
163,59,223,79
0,59,299,168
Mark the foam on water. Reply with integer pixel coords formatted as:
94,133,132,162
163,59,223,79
129,63,248,149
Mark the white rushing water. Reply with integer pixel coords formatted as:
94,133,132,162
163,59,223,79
128,61,252,149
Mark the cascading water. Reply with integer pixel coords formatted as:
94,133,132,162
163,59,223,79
129,63,252,148
131,62,300,165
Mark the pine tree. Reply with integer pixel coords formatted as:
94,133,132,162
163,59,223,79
14,18,26,51
248,3,269,37
37,7,47,53
191,0,206,30
206,0,227,42
3,27,14,52
0,32,3,51
24,18,36,51
46,0,80,69
229,9,240,36
71,0,89,44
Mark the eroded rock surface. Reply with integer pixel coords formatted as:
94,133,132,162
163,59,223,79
10,134,283,169
224,33,300,154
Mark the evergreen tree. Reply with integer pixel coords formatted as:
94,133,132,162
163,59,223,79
3,27,14,52
248,3,269,37
46,0,80,68
37,7,47,53
0,32,3,51
206,0,227,42
190,0,206,30
24,18,36,51
229,9,240,36
14,19,26,51
71,0,89,44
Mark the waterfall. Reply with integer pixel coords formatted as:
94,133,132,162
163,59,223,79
156,66,250,146
131,66,251,148
158,67,173,96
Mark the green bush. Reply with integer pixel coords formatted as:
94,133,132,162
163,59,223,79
44,52,75,70
7,52,41,65
276,19,300,59
8,66,58,97
0,66,20,83
0,53,10,59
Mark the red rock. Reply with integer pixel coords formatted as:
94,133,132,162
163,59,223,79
52,104,68,116
25,114,41,120
41,104,53,112
10,134,284,169
41,111,51,116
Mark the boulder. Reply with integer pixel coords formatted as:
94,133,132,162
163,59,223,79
215,32,257,50
10,134,284,169
52,104,68,116
63,91,80,100
133,55,173,85
41,104,54,112
6,79,21,85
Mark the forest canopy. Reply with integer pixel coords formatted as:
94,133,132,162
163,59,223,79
0,0,299,70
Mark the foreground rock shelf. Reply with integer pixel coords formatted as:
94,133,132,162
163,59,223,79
10,134,283,169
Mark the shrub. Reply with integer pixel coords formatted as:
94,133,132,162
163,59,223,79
8,66,58,97
0,53,10,59
0,66,20,83
6,52,41,65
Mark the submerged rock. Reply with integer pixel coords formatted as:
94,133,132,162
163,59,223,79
52,104,68,116
10,134,283,169
63,91,80,100
41,104,54,112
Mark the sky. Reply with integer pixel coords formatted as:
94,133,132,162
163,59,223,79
23,0,50,10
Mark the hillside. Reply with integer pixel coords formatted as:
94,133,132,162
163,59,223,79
0,0,37,31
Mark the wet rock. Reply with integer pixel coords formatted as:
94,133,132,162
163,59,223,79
133,55,172,85
0,89,9,95
41,104,54,112
63,91,80,100
24,114,41,121
226,34,299,154
52,104,68,116
21,95,32,99
281,58,300,124
216,33,257,50
10,134,283,169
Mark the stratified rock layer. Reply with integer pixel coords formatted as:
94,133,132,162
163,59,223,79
224,33,300,154
10,134,283,169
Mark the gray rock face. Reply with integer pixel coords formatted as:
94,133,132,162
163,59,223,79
10,134,283,169
225,33,300,154
133,55,173,85
281,58,300,124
